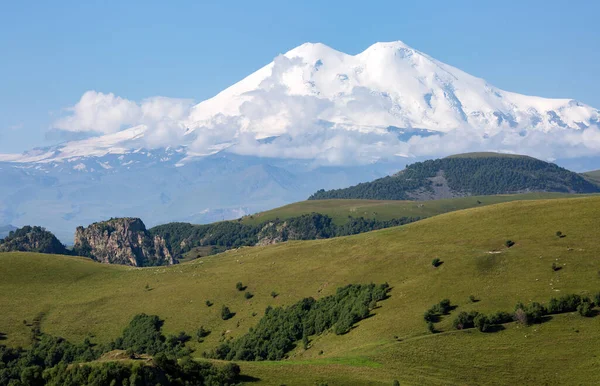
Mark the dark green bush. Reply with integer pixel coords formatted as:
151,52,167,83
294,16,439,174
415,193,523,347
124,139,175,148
488,311,513,325
431,258,442,267
474,314,490,332
505,240,515,248
244,291,254,299
578,301,594,317
547,294,583,314
221,306,234,320
452,311,479,330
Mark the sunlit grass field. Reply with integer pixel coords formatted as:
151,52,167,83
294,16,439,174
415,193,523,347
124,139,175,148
2,196,600,384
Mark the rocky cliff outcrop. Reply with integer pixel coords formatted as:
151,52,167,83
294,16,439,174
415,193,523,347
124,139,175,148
0,226,68,255
73,218,175,266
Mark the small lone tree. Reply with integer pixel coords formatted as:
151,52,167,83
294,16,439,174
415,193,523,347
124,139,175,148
235,282,245,291
271,291,278,298
393,380,400,386
431,258,442,267
469,295,477,303
221,306,234,320
196,326,211,342
505,240,515,248
244,291,254,299
556,231,563,238
205,300,213,307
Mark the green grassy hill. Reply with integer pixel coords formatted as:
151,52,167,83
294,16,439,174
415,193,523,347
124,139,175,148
308,153,600,201
2,196,600,385
582,169,600,185
241,192,583,226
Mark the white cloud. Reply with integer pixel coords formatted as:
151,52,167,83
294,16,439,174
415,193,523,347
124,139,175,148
53,91,193,144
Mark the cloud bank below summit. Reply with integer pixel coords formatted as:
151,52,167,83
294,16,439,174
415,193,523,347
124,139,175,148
44,42,600,165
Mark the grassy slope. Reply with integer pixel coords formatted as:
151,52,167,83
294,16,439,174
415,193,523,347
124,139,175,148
582,169,600,185
2,196,600,385
241,192,584,226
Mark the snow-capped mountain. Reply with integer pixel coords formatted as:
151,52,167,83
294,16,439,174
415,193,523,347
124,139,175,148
1,40,599,240
3,40,599,166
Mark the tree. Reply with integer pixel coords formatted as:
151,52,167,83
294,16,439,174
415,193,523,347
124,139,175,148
427,321,436,333
556,231,563,237
578,301,594,317
431,258,442,267
236,282,245,291
474,314,490,332
393,381,400,386
245,291,254,299
221,306,234,320
196,326,210,342
505,240,515,248
271,291,278,298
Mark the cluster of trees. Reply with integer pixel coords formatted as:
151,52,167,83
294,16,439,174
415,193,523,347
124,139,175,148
451,293,599,333
206,283,390,361
150,214,419,259
0,226,68,255
0,314,241,386
308,156,600,200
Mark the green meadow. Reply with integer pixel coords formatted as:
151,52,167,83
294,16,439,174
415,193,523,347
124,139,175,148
2,196,600,384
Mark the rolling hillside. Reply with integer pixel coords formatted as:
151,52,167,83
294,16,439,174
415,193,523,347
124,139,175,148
309,153,600,201
1,196,600,384
241,192,582,226
582,169,600,185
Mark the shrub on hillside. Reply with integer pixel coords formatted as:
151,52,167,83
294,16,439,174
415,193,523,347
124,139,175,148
547,294,583,314
505,240,515,248
578,301,594,317
236,282,245,291
196,326,211,342
244,291,254,299
474,314,490,332
488,311,513,325
452,311,479,330
431,258,442,267
514,302,545,325
206,283,390,361
221,306,234,320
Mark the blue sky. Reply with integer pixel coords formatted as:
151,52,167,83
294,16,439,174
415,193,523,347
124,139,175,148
1,0,599,153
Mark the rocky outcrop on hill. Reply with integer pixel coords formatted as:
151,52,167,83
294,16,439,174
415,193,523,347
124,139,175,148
0,226,68,255
73,218,175,266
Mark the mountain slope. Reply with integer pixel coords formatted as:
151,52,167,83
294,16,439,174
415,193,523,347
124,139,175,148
1,196,599,384
2,40,599,165
309,153,600,200
0,41,599,241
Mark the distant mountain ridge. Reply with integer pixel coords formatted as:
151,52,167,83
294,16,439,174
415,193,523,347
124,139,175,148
0,226,68,255
309,153,600,200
